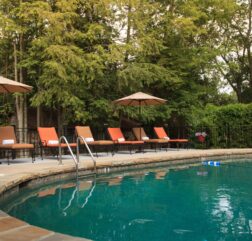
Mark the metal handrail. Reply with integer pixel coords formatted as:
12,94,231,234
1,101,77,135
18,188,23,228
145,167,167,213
58,136,78,174
58,175,96,216
79,179,96,209
76,136,96,172
60,187,78,216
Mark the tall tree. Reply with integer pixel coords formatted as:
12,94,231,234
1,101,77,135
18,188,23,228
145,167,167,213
213,0,252,102
25,0,86,132
0,0,29,139
0,0,244,130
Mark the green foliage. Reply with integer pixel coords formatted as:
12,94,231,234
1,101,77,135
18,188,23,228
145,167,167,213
118,63,182,91
0,96,15,125
0,0,247,129
197,104,252,127
193,104,252,147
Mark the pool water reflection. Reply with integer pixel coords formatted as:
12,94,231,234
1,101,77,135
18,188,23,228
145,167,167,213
1,161,252,241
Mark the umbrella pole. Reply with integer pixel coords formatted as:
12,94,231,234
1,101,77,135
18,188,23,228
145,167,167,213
139,101,142,140
137,101,143,153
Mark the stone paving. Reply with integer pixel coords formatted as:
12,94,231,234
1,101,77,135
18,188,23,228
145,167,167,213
0,210,90,241
1,148,252,241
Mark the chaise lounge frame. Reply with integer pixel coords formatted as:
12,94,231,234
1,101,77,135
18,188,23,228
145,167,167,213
75,126,114,157
0,126,35,164
107,127,144,154
37,127,77,160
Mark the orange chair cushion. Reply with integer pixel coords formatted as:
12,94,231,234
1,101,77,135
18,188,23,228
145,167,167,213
132,127,148,141
108,128,143,144
75,126,93,139
108,127,144,145
75,126,114,145
107,128,124,141
37,127,58,146
11,143,34,149
154,127,188,142
0,143,34,149
0,126,17,144
0,126,34,150
154,127,168,139
87,140,114,145
168,139,188,143
47,143,77,148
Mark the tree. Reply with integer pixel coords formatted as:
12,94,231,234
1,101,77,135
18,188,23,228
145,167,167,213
0,0,31,140
213,0,252,102
0,0,243,131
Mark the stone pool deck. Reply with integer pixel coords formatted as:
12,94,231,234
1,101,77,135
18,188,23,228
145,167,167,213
0,211,91,241
1,148,252,241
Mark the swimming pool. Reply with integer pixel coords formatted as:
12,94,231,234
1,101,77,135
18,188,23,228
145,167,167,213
1,160,252,241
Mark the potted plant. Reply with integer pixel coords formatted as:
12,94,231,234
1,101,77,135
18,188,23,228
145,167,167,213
195,132,207,143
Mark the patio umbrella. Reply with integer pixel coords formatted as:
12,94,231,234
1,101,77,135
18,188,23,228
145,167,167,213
113,92,166,107
0,76,32,164
0,76,32,93
113,92,167,137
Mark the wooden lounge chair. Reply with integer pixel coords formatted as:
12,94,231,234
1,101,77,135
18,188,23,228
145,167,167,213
132,127,169,151
37,127,77,159
107,127,144,154
154,127,189,148
75,126,114,157
0,126,35,164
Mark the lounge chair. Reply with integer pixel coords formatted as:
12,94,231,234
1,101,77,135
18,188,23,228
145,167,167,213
132,127,169,151
37,127,77,159
75,126,114,157
0,126,35,164
154,127,189,148
107,127,144,154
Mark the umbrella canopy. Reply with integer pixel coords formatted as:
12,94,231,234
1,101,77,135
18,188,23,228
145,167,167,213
113,92,166,106
0,76,32,93
113,92,167,139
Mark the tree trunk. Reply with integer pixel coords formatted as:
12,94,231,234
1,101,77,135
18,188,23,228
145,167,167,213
17,32,26,143
5,55,8,76
37,106,41,127
13,42,18,82
23,95,28,143
125,0,132,62
57,106,63,136
236,81,243,103
247,0,252,86
14,40,23,137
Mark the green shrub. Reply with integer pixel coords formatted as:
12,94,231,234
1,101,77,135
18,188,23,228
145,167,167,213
193,103,252,148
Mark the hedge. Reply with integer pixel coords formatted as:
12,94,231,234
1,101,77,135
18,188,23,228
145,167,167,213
193,104,252,148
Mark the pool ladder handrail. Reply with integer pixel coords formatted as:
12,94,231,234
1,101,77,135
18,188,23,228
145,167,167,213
58,136,79,174
78,176,96,209
58,175,96,216
76,136,97,172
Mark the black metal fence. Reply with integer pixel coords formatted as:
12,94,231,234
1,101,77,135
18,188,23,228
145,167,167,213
165,125,252,149
91,124,252,149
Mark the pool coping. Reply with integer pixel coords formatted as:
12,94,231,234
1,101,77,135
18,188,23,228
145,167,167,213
0,210,91,241
1,148,252,240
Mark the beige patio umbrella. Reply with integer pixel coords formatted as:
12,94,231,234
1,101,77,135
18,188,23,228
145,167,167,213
113,92,167,136
0,76,32,93
113,92,166,107
0,76,32,164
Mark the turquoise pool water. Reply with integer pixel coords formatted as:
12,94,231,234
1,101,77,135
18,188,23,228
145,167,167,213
1,160,252,241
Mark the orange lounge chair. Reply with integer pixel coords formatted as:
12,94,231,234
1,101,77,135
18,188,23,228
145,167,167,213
37,127,77,159
154,127,189,148
75,126,114,156
107,127,144,154
0,126,35,164
132,127,169,151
